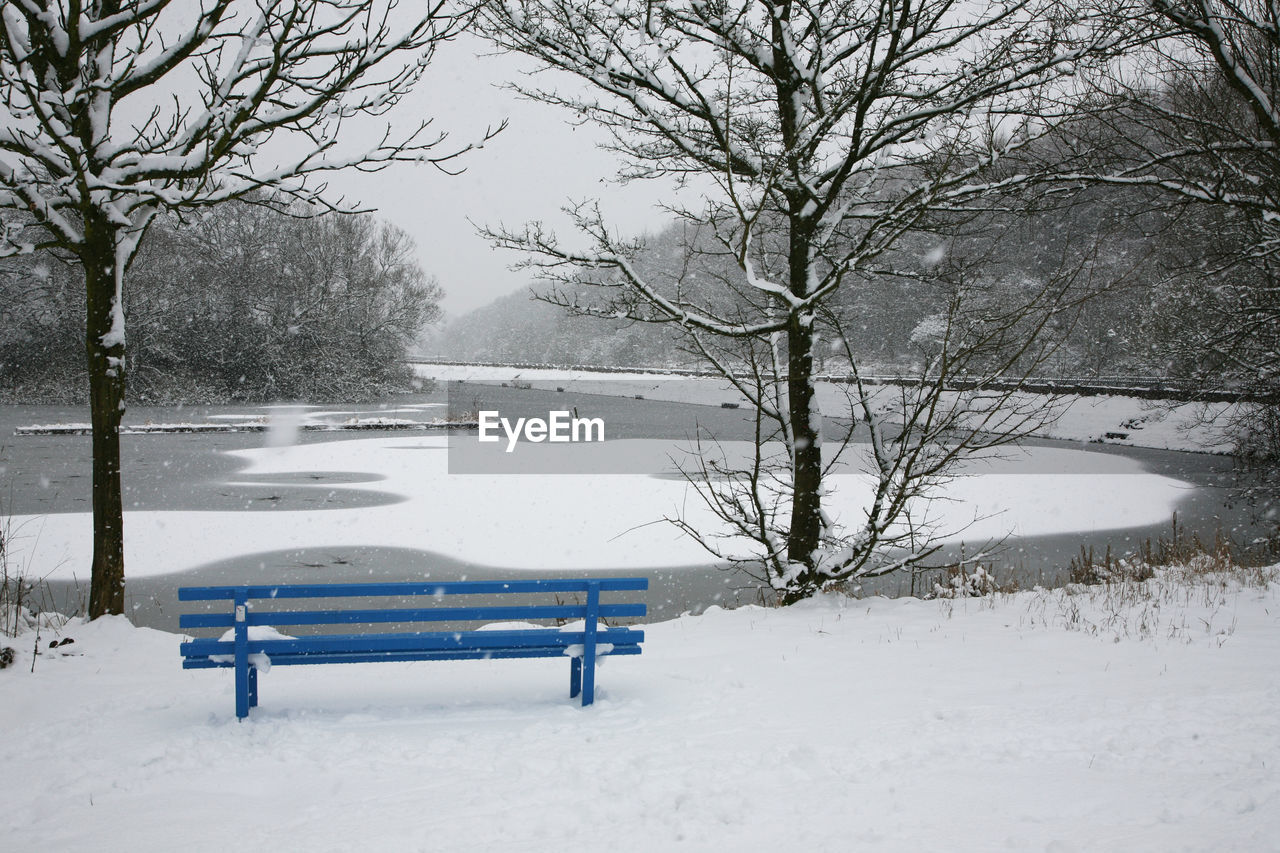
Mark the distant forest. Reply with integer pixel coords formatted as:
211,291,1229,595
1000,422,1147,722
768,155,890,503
431,180,1234,381
1,199,441,404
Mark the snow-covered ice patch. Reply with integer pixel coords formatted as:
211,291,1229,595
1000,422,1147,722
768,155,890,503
7,436,1193,582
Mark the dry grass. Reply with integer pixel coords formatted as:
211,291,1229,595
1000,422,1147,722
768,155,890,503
1020,557,1274,645
1025,519,1275,644
914,514,1277,644
0,508,75,640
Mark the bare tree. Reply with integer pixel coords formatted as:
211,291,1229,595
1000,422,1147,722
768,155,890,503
1054,1,1280,529
0,0,498,618
1060,2,1280,388
478,0,1131,600
660,270,1088,601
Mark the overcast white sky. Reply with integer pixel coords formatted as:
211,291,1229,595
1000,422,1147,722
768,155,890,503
325,33,683,320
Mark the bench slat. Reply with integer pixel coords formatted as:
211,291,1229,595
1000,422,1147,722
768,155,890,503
183,645,645,669
178,578,648,601
181,628,644,658
178,602,646,629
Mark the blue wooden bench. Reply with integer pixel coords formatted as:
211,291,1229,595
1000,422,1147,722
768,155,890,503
178,578,647,719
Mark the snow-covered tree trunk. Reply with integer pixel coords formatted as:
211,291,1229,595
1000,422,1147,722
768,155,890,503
83,218,127,617
774,15,822,585
786,312,821,585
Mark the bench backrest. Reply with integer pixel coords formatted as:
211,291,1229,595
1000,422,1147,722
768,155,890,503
178,578,649,633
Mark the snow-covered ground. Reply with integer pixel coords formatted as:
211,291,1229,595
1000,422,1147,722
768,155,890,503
6,436,1192,582
2,571,1276,851
416,363,1237,453
3,369,1270,849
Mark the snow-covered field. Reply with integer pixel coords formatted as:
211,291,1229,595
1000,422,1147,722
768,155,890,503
3,570,1276,851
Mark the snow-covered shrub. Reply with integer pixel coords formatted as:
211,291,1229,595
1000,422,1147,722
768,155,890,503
1067,545,1154,587
930,565,1002,599
1,513,75,639
0,519,23,638
1,603,69,640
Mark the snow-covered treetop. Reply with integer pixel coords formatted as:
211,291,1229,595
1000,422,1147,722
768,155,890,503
484,1,1138,194
479,0,1145,334
0,0,493,256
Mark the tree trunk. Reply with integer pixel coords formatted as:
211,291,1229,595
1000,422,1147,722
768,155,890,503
786,314,822,580
84,218,127,619
772,5,822,591
785,207,822,587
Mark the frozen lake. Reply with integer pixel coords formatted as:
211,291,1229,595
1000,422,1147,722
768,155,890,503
0,383,1249,628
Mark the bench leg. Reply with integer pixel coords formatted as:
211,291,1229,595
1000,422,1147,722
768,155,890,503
233,594,250,720
248,664,259,709
581,583,599,706
569,656,582,699
235,661,249,720
580,656,595,707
